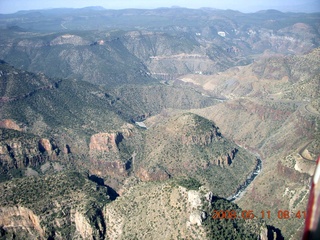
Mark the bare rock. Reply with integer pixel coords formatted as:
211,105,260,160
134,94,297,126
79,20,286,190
189,210,203,226
103,207,124,240
136,166,170,181
181,129,220,146
89,132,123,153
90,160,130,177
205,191,213,202
50,34,89,46
38,138,52,154
0,206,44,238
201,211,207,221
301,148,313,160
74,211,93,239
25,167,39,177
0,119,21,131
188,190,202,209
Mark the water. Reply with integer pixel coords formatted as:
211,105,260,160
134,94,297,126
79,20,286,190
227,158,262,202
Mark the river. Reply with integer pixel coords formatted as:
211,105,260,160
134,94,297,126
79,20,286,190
227,157,262,202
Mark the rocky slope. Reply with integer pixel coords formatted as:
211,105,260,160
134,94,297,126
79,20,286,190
109,83,218,121
0,61,222,188
0,7,319,240
179,48,320,106
134,112,258,197
181,48,320,239
0,171,111,239
0,128,62,181
0,61,267,239
0,172,270,240
103,179,267,240
0,60,135,182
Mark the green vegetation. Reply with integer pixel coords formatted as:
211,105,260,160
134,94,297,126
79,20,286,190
139,112,257,197
0,7,319,240
203,197,264,239
177,177,202,190
0,128,37,141
0,171,111,239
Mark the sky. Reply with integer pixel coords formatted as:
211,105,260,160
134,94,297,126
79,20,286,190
0,0,319,14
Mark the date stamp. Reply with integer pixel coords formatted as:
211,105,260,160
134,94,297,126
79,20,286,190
212,210,306,220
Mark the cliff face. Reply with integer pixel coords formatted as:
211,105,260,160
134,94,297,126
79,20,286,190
102,180,267,240
88,126,135,179
102,181,208,239
180,128,220,146
0,61,138,182
0,206,44,239
88,124,136,154
74,211,94,239
89,132,122,153
0,129,61,177
210,148,238,167
0,171,111,240
0,204,105,240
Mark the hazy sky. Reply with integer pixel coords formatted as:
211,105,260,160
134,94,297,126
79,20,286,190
0,0,319,14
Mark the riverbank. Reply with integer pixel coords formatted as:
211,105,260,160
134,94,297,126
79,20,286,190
227,158,262,202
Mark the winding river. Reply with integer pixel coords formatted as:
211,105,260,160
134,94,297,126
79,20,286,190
227,157,262,202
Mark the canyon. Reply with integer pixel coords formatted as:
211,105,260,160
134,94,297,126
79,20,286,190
0,6,319,240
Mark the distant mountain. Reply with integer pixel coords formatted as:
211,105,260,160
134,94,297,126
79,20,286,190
273,0,320,13
0,31,154,86
1,7,319,31
0,7,319,240
0,8,319,86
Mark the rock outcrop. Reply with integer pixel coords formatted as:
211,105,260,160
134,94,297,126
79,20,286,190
50,34,89,46
0,131,59,174
38,138,53,154
0,206,44,239
74,211,94,239
189,210,204,226
88,127,135,178
89,126,133,154
136,166,170,181
90,160,131,178
212,148,238,167
0,119,22,131
103,181,208,239
187,190,207,226
89,132,122,153
103,207,124,240
188,190,202,209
